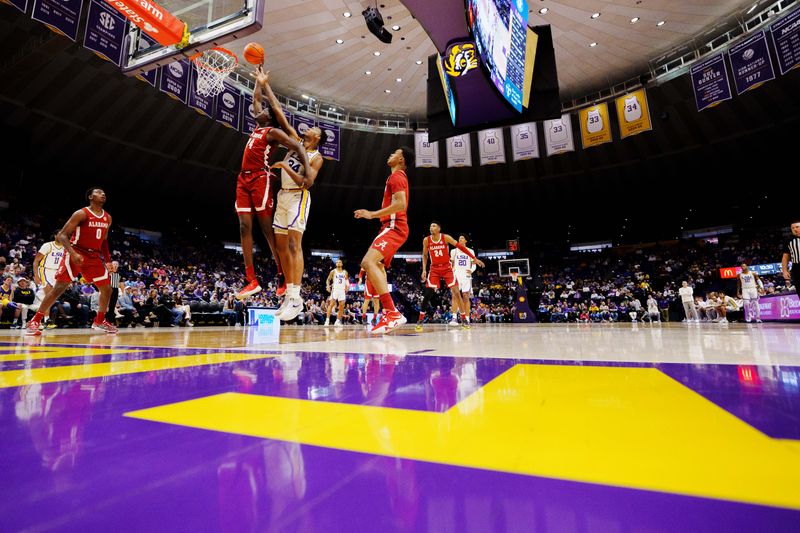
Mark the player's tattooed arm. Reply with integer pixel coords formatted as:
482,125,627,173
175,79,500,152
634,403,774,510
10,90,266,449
57,209,88,265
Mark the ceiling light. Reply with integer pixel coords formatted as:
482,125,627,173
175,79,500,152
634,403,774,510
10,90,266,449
301,94,309,99
336,39,344,44
365,70,371,75
343,11,351,17
396,77,402,82
630,17,639,24
539,7,548,14
374,51,381,56
746,3,758,14
415,60,423,65
589,42,597,47
329,107,336,111
657,20,666,26
391,25,400,31
384,89,391,93
591,12,600,19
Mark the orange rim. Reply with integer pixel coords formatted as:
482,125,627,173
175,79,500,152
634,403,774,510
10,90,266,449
190,47,238,72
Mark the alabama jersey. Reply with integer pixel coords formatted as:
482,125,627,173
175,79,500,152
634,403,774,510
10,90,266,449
37,241,65,286
330,269,348,302
71,208,110,254
241,127,277,171
740,272,759,300
426,236,456,289
380,170,409,234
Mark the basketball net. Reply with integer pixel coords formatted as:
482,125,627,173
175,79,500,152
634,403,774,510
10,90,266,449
191,47,238,97
510,272,519,286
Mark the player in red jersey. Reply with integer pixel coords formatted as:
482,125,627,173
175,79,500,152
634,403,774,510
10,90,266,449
416,222,483,331
26,187,117,335
354,147,414,334
236,68,310,300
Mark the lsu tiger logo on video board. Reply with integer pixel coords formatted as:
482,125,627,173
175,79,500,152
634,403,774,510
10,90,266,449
444,41,478,77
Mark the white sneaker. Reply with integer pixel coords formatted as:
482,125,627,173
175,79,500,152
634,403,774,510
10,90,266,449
275,298,290,317
448,319,459,326
334,320,342,326
277,297,303,322
756,319,762,323
324,318,330,326
718,318,728,324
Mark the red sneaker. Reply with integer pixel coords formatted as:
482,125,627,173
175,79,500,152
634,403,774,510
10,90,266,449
276,278,287,297
91,320,119,334
24,319,42,336
370,310,407,335
237,279,262,300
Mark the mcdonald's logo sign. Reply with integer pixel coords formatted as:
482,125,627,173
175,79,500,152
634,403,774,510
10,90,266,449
719,267,741,279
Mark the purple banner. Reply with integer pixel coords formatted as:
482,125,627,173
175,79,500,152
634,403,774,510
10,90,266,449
729,31,776,95
187,68,214,117
32,0,84,41
137,68,157,87
315,120,340,161
3,0,28,13
215,82,240,130
83,0,126,66
689,53,732,111
241,93,258,133
159,60,189,104
745,293,800,322
770,7,800,75
292,114,316,138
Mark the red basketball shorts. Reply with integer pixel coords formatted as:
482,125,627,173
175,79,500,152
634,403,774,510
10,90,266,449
427,265,457,289
364,278,376,299
370,226,407,266
55,251,110,287
235,170,274,218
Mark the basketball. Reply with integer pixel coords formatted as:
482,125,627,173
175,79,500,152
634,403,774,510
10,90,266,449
243,42,264,65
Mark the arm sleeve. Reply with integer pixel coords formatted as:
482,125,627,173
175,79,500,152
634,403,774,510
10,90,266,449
101,239,111,263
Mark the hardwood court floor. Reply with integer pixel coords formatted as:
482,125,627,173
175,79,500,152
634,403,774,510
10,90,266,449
1,322,799,532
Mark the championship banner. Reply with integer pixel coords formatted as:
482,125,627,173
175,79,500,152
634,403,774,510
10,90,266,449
446,134,472,167
32,0,84,41
137,68,157,86
770,7,800,75
729,30,776,95
159,59,189,103
578,102,612,149
478,128,505,165
689,54,732,111
316,120,340,161
2,0,28,13
510,122,539,161
614,88,653,139
188,68,213,117
414,132,439,168
214,81,241,130
84,0,126,66
241,93,258,133
102,0,187,47
543,114,575,156
292,114,316,138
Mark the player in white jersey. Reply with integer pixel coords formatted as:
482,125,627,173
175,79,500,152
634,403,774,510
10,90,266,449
324,260,349,326
271,126,325,322
737,263,764,323
31,238,65,328
450,234,476,325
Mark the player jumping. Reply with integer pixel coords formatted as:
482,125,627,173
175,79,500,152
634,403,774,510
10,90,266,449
737,263,764,323
236,68,309,301
354,147,413,334
26,188,117,335
270,122,324,322
324,259,349,326
416,222,483,332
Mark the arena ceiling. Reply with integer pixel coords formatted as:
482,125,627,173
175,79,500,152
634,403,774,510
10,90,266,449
217,0,763,116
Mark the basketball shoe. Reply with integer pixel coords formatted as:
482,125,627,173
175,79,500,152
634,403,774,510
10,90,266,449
371,310,407,334
24,319,42,336
276,275,287,297
92,320,119,334
277,297,303,322
237,279,262,300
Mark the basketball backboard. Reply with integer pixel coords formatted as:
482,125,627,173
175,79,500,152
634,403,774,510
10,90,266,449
498,258,530,278
121,0,263,75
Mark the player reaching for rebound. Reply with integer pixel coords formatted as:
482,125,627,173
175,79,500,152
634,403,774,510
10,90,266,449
737,263,764,323
450,234,477,326
270,122,324,322
235,68,309,300
26,188,117,335
324,260,349,326
416,222,484,331
354,147,414,334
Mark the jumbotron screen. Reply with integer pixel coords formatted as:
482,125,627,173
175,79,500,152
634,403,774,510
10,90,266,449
466,0,529,111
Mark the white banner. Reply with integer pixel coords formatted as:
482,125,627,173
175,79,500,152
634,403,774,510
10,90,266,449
510,122,539,161
446,134,472,167
543,114,575,156
478,128,506,165
414,132,439,168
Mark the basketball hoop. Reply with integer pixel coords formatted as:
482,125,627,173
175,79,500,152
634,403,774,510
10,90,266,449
510,272,519,286
190,47,238,97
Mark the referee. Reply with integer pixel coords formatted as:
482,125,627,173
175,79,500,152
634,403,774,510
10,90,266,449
107,261,121,325
781,220,800,297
